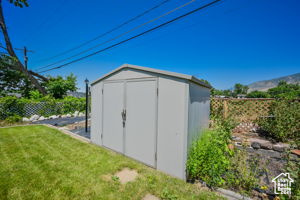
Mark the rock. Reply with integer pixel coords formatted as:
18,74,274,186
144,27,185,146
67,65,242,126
251,142,261,149
256,149,282,159
291,149,300,156
73,111,79,117
273,143,290,152
78,112,85,117
61,115,67,118
260,142,273,150
22,117,30,122
38,116,45,121
66,114,72,118
49,115,58,119
30,114,39,121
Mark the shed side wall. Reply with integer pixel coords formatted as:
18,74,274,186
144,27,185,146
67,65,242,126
157,76,187,179
187,82,210,150
91,82,103,145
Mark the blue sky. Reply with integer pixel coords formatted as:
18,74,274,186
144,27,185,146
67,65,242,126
2,0,300,91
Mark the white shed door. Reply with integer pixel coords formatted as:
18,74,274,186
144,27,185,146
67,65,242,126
125,80,157,167
102,82,124,153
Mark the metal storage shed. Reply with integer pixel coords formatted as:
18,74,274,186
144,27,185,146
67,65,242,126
91,64,211,179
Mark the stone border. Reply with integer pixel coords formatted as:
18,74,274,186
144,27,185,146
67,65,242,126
217,188,252,200
43,124,90,143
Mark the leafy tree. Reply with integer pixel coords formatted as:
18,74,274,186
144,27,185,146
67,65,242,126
44,74,78,99
1,0,48,94
233,83,248,96
211,89,232,97
267,81,300,99
0,55,34,97
8,0,28,7
246,90,270,98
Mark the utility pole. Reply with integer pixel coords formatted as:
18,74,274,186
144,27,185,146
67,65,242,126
15,46,34,70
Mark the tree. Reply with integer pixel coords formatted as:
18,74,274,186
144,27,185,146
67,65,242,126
0,54,34,97
233,83,249,96
267,81,300,99
0,0,48,94
246,90,270,98
45,74,78,99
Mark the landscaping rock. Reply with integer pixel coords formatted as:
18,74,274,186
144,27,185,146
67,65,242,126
61,115,67,118
260,142,273,150
49,115,58,119
66,114,72,118
273,143,289,152
30,114,39,121
217,188,252,200
22,117,30,122
251,142,261,149
38,116,45,121
78,112,85,117
73,111,79,117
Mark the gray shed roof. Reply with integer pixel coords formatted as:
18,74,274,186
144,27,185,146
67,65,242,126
91,64,211,88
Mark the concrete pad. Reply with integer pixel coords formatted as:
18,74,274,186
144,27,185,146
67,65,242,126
142,194,160,200
115,168,138,184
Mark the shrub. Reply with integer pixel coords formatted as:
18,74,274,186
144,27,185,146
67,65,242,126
60,96,85,114
5,114,22,123
0,96,86,120
0,96,28,119
257,99,300,142
224,147,260,193
187,119,233,187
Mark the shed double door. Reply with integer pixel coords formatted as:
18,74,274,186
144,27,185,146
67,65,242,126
102,79,157,167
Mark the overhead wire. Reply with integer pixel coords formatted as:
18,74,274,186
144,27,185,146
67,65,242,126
38,0,222,73
35,0,196,72
36,0,172,63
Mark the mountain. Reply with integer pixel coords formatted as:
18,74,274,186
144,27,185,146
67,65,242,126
248,73,300,92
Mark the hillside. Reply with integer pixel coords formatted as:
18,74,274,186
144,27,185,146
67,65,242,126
248,73,300,92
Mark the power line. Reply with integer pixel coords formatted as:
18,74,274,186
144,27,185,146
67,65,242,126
36,0,172,63
35,0,195,72
39,0,222,74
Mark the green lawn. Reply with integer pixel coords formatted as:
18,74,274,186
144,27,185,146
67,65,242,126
0,125,222,200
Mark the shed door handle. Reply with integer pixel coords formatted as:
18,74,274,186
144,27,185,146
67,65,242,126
121,109,126,127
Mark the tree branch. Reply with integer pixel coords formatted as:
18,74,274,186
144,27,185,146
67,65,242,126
0,0,47,95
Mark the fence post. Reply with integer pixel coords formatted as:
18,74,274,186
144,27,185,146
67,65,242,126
223,100,228,119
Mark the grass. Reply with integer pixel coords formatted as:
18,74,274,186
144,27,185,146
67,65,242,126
0,125,222,200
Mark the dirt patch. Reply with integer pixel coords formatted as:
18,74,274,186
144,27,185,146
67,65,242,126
101,174,112,182
142,194,160,200
115,168,138,184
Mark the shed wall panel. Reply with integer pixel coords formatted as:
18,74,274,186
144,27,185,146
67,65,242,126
187,83,210,150
91,82,103,145
156,76,187,179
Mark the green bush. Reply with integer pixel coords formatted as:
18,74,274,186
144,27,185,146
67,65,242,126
224,147,260,193
0,96,86,120
0,96,29,119
187,120,233,187
257,99,300,142
5,114,22,123
60,96,85,114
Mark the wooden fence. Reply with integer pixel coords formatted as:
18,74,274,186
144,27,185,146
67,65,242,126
211,98,275,133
